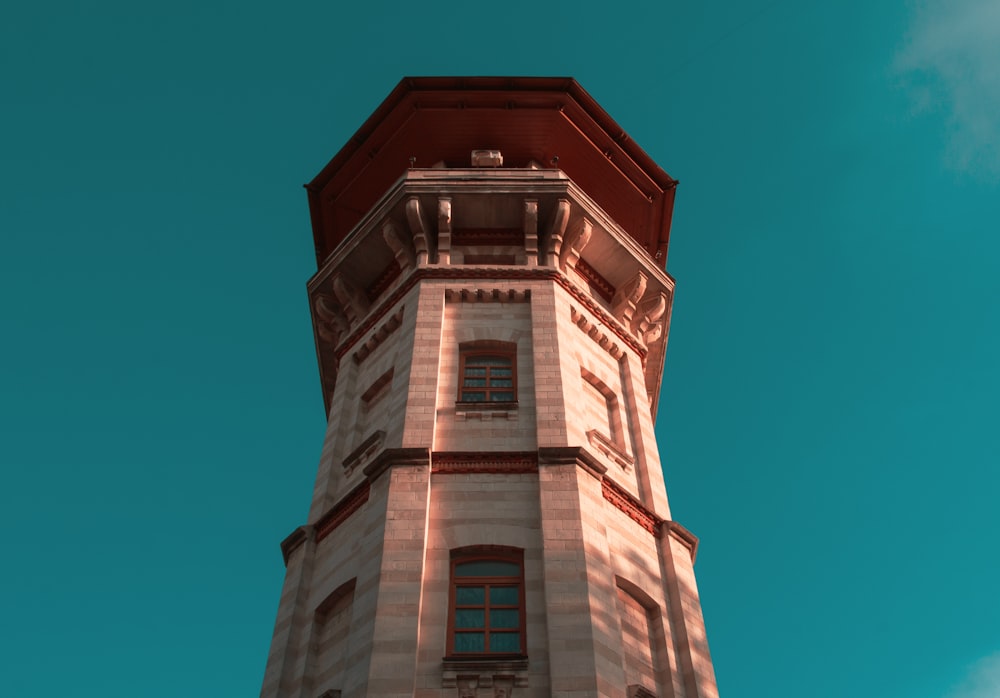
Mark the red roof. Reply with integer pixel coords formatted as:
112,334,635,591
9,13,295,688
306,77,677,269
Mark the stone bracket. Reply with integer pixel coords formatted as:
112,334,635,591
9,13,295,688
523,199,538,266
586,429,634,472
438,197,452,264
442,657,529,692
342,430,385,475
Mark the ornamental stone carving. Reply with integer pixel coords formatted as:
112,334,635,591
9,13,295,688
438,197,453,265
314,294,349,343
331,274,370,327
635,290,668,346
559,216,592,272
382,219,415,272
611,270,648,327
405,196,431,265
523,199,538,267
545,198,571,266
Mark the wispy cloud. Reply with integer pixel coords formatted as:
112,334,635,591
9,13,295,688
895,0,1000,179
945,651,1000,698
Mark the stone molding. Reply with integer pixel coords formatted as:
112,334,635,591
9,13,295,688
586,429,635,472
659,519,700,563
367,258,404,304
570,305,626,359
432,451,538,474
341,430,385,475
452,228,523,246
329,266,646,371
537,446,608,479
361,446,431,480
279,525,313,566
350,306,404,364
573,257,614,301
315,481,371,543
601,477,662,536
444,288,531,303
441,657,529,690
317,263,657,413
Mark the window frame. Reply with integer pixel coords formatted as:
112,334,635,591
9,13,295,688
456,341,517,405
446,546,526,659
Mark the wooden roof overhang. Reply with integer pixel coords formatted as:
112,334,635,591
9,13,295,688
306,77,677,270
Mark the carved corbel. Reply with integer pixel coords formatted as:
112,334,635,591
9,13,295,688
438,197,452,265
382,219,415,272
523,199,538,266
405,196,431,265
332,274,370,326
545,198,571,266
313,294,349,344
559,216,592,272
492,678,513,698
635,290,668,346
611,270,647,327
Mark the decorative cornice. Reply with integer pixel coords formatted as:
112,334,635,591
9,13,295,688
537,446,607,479
351,306,404,364
362,446,431,480
570,306,625,360
279,525,313,566
432,451,538,474
574,257,615,301
315,481,371,543
444,287,531,303
601,477,663,536
441,657,529,689
342,430,385,474
586,429,635,472
361,369,394,403
366,259,402,299
660,519,700,563
327,266,645,366
452,228,524,246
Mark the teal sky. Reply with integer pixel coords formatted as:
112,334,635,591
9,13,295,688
3,1,998,696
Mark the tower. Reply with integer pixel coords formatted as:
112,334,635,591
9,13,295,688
261,78,718,698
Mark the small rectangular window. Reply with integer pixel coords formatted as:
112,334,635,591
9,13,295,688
447,548,525,657
458,341,517,404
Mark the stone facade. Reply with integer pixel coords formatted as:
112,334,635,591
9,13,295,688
261,78,718,698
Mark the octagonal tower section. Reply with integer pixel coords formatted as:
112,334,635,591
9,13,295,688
261,78,718,698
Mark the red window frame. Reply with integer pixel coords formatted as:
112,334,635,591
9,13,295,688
457,341,517,404
446,546,526,658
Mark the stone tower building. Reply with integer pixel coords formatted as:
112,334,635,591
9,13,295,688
261,77,718,698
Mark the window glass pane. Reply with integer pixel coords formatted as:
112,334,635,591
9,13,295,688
489,609,520,629
461,391,486,402
490,392,514,402
455,586,485,604
490,379,513,387
469,356,511,367
490,586,519,605
455,561,520,577
463,378,487,387
464,367,486,377
454,632,485,652
455,609,485,628
489,632,521,653
491,368,512,377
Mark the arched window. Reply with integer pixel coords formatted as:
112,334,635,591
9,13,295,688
447,547,525,657
457,341,517,403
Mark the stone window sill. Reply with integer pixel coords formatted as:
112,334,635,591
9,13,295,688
455,402,519,421
441,656,529,690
